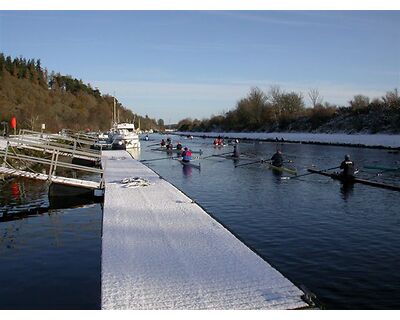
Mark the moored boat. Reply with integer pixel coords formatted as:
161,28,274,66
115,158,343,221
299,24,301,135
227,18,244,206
111,123,140,149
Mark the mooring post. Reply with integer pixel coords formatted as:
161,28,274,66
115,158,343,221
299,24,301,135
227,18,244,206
73,140,77,157
2,141,9,167
52,149,60,176
48,150,56,181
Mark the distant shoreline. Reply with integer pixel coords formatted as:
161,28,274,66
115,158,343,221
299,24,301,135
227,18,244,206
171,131,400,150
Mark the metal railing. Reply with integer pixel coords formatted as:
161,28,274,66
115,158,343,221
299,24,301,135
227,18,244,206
17,129,101,157
1,141,103,188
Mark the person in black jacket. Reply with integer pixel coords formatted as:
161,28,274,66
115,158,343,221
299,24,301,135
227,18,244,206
271,150,283,167
340,155,356,178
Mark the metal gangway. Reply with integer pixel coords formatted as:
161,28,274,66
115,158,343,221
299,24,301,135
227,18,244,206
14,129,101,163
0,140,104,192
58,128,99,143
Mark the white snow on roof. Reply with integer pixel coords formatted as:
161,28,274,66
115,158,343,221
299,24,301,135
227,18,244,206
178,132,400,148
101,150,308,310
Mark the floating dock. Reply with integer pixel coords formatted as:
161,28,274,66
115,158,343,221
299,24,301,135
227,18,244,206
101,150,308,309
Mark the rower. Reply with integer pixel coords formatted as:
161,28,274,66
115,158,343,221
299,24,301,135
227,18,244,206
176,142,183,150
232,145,240,158
160,139,166,147
340,155,356,178
271,150,283,167
166,142,173,150
181,147,192,163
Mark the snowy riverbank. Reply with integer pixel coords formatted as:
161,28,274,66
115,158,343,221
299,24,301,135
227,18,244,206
175,132,400,149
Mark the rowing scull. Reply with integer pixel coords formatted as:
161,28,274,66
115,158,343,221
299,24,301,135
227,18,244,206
307,169,400,192
176,159,201,170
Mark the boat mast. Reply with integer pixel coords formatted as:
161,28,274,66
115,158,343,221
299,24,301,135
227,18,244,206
113,96,117,126
112,96,116,128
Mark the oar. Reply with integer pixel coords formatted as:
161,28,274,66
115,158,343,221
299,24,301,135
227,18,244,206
147,143,161,147
201,151,232,160
140,156,180,162
284,165,340,180
235,159,264,168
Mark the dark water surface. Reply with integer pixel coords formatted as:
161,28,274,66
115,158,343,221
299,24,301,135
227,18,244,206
141,134,400,310
0,179,102,309
1,133,399,309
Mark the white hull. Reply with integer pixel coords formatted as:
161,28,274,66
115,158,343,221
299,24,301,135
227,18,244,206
124,137,140,149
111,123,141,149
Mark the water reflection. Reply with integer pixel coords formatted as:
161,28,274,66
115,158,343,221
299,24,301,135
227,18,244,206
231,158,240,166
340,181,354,200
0,205,49,222
182,165,192,177
0,177,102,309
49,195,102,210
0,178,102,222
271,168,283,181
126,148,141,160
10,182,22,200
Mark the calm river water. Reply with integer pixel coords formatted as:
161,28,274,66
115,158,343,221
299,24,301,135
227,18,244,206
1,133,399,309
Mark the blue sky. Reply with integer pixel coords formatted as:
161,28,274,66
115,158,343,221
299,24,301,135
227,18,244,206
0,10,399,123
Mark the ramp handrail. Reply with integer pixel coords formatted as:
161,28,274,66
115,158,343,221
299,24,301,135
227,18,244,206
8,137,101,159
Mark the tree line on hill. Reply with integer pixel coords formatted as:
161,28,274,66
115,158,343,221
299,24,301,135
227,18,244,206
0,53,164,133
176,86,400,134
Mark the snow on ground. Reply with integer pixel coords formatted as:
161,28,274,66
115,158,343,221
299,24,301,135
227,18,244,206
0,135,45,150
177,132,400,148
0,137,6,150
101,150,308,310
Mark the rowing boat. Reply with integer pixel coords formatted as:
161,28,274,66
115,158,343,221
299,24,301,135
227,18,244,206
307,169,400,192
151,147,202,155
176,159,201,170
151,147,180,153
265,163,297,175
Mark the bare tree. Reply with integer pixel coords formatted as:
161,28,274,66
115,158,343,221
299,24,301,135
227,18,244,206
383,88,400,108
349,94,370,109
308,88,323,108
268,85,282,106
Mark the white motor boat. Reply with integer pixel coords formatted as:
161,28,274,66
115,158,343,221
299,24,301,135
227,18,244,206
111,123,140,149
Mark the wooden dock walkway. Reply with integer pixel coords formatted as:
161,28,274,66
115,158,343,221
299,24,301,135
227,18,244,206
101,150,309,309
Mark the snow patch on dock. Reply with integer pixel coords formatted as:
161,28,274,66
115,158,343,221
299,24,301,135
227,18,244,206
101,150,308,309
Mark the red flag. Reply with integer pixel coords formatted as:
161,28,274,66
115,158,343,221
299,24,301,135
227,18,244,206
10,116,17,129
